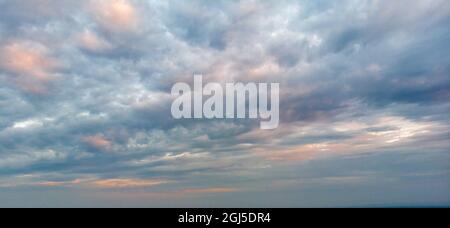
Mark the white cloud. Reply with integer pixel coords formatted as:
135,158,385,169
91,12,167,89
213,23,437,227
0,150,67,169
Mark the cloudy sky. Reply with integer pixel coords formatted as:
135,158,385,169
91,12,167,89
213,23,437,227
0,0,449,207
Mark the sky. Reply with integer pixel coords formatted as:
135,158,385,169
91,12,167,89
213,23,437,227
0,0,449,207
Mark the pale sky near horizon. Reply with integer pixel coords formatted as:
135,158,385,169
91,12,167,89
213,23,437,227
0,0,449,207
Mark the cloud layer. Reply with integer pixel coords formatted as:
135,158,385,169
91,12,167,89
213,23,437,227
0,0,449,207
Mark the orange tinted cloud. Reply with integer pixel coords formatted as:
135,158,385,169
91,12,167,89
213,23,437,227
250,117,440,162
250,143,327,162
35,178,167,189
92,179,167,188
90,0,139,33
37,179,85,187
180,187,238,194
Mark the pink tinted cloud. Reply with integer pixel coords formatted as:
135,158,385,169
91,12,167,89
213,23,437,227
180,187,238,194
89,0,140,33
0,41,59,94
249,116,442,162
91,179,168,188
36,178,168,189
77,30,112,52
83,135,113,151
